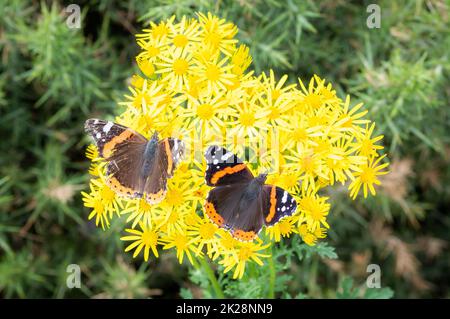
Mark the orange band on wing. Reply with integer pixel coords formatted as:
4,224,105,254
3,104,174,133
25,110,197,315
103,129,133,158
210,164,247,185
232,229,257,242
106,176,134,197
146,189,166,204
204,201,225,227
265,185,277,223
164,139,173,174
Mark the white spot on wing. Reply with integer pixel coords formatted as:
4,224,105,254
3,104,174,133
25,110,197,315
282,191,288,203
103,121,113,133
96,132,101,139
221,152,233,161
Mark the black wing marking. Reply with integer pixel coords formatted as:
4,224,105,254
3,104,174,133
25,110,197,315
159,138,185,177
262,185,297,226
84,118,147,158
204,145,253,186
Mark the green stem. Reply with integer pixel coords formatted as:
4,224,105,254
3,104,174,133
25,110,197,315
307,257,318,297
198,257,225,299
268,244,276,298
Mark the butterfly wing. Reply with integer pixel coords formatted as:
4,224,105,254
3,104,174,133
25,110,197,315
159,138,185,178
84,118,147,158
106,148,147,199
262,185,297,226
205,185,265,241
85,118,148,198
204,145,253,186
143,138,185,204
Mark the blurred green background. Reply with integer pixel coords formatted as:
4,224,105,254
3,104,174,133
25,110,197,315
0,0,449,298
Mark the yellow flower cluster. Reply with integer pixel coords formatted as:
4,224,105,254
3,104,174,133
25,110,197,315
82,13,388,279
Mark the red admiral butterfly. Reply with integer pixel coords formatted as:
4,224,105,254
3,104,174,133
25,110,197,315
204,145,297,241
85,119,184,204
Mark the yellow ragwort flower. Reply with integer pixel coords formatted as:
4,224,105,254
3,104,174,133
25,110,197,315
220,240,270,279
349,154,389,199
121,221,161,262
82,13,388,279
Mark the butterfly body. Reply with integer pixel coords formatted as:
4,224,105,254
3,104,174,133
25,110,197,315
204,146,297,241
141,133,159,180
85,119,184,204
234,173,266,214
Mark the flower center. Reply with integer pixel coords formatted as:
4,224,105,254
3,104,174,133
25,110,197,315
298,224,309,236
220,236,236,250
139,198,152,212
167,210,179,224
231,65,243,76
238,247,252,261
301,156,314,174
281,174,297,188
204,32,221,48
142,230,158,246
146,45,160,57
101,186,116,202
173,34,188,47
360,139,374,156
166,189,184,206
320,87,335,99
131,75,144,88
310,206,324,221
173,58,189,75
268,106,280,120
196,103,214,120
359,167,376,183
303,233,316,246
174,234,188,250
304,93,322,108
152,24,170,38
94,199,104,214
292,127,307,142
199,223,216,240
240,112,255,126
133,92,149,108
139,60,155,77
279,220,292,235
205,64,220,81
137,115,154,131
